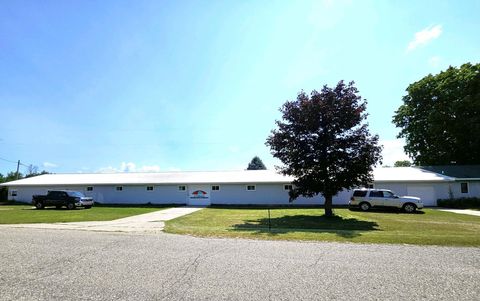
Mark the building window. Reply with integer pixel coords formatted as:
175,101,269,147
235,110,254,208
147,186,154,191
178,185,186,191
284,184,293,191
11,190,17,197
366,183,374,189
86,186,93,191
116,186,123,191
212,185,220,191
461,182,469,194
246,185,256,191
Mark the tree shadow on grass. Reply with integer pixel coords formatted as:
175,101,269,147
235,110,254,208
229,214,379,238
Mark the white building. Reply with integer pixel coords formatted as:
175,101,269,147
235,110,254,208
1,167,479,206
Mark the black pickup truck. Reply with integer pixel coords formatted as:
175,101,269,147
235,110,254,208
32,190,94,210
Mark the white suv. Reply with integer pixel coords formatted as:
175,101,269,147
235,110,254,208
349,189,423,213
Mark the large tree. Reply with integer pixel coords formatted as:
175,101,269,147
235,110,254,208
266,81,382,217
393,63,480,165
394,160,412,167
247,156,267,170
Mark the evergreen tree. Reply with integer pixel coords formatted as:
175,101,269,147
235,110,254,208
247,156,267,170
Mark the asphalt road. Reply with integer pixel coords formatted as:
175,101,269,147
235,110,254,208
1,228,479,301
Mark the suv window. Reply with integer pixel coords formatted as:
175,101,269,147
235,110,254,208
383,191,395,198
353,190,368,197
369,190,383,198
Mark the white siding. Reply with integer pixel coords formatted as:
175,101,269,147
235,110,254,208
9,180,479,206
9,184,351,205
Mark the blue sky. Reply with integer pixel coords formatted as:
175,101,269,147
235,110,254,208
1,0,479,174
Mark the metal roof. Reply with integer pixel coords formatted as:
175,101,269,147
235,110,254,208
419,165,480,179
374,167,454,182
0,170,294,186
0,167,455,187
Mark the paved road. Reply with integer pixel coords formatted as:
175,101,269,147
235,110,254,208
0,207,203,233
1,228,479,301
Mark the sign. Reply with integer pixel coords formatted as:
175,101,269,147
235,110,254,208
191,190,208,199
188,185,211,205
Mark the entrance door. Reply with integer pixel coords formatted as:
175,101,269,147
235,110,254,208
187,185,211,206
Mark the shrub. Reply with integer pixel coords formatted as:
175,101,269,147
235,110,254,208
437,197,480,209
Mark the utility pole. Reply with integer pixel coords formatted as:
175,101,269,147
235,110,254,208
16,160,20,180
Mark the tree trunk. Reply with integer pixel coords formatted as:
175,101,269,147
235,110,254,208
324,194,333,217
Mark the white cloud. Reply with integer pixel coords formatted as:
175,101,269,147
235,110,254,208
97,166,118,173
167,167,182,172
138,165,162,172
97,162,161,173
428,55,441,67
120,162,136,172
43,162,58,168
407,25,442,52
380,139,410,166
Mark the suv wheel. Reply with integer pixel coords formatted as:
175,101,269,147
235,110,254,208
35,202,44,210
359,202,371,211
403,203,416,213
66,203,75,210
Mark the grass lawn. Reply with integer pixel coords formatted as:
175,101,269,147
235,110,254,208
164,208,480,246
0,204,167,224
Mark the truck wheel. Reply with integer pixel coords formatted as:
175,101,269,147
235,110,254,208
403,203,416,213
35,202,44,210
66,203,75,210
359,202,371,211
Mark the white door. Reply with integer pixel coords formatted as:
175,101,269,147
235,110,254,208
187,185,211,206
407,185,436,206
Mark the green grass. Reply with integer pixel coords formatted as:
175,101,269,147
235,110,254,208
164,208,480,246
0,204,167,224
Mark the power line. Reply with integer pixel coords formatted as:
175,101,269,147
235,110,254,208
0,157,18,164
0,156,33,168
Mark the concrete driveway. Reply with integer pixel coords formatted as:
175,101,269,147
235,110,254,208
0,206,203,233
437,208,480,217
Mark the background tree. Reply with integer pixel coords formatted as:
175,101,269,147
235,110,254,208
25,164,38,177
5,171,23,182
394,160,412,167
24,167,50,178
393,63,480,165
266,81,382,217
247,156,267,170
